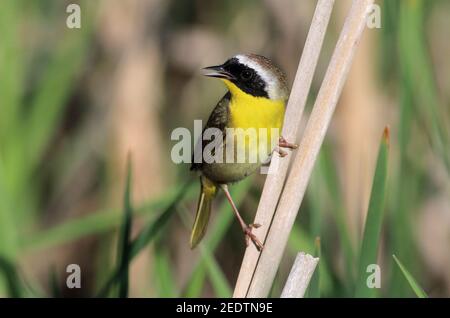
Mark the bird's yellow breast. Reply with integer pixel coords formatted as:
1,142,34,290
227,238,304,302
224,80,285,136
200,80,286,183
218,80,286,168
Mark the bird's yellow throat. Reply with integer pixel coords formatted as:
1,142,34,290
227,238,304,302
222,79,285,132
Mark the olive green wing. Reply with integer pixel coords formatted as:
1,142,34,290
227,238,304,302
191,92,230,171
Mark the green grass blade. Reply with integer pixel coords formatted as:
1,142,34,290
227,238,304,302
355,128,390,297
0,0,23,139
288,226,332,297
306,237,321,298
181,179,251,297
288,225,314,254
320,145,356,285
96,180,192,297
21,181,196,251
393,255,427,298
117,159,133,298
183,269,207,298
49,266,62,298
0,170,19,260
388,2,425,294
129,182,190,259
25,2,95,169
0,257,23,297
399,0,449,171
154,248,177,297
200,245,232,297
178,200,234,298
389,82,421,296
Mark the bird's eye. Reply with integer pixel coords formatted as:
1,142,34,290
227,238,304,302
240,69,253,81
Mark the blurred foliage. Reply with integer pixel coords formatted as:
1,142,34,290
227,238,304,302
0,0,449,298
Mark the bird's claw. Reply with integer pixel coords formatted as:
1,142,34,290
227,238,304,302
243,224,264,251
279,136,298,149
275,147,288,158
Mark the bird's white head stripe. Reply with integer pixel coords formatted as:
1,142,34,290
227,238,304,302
235,54,287,100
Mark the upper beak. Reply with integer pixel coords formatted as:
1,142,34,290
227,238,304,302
202,65,235,80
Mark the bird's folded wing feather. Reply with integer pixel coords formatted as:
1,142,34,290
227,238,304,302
191,92,230,171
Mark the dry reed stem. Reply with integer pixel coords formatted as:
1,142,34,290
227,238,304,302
233,0,335,297
280,253,319,298
236,0,374,298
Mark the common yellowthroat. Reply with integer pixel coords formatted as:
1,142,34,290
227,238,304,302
190,54,296,251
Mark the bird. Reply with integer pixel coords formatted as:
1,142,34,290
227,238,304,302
190,53,297,251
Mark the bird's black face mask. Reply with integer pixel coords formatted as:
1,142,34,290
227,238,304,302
204,58,269,98
223,58,268,98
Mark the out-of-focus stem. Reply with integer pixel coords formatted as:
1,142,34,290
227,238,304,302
233,0,335,298
236,0,374,298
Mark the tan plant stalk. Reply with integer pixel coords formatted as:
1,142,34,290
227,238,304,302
233,0,335,297
280,253,319,298
236,0,374,298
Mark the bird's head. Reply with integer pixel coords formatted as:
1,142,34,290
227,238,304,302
202,54,288,101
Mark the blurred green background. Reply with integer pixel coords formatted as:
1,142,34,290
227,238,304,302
0,0,449,297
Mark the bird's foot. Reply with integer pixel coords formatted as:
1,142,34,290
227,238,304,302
274,147,288,158
243,223,264,251
279,136,298,149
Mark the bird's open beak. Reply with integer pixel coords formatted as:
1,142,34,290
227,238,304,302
202,65,235,80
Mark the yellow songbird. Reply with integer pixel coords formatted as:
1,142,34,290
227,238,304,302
190,54,296,251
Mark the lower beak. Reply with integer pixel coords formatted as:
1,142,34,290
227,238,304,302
202,65,235,80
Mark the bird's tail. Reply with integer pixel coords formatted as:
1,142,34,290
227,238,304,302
190,176,217,249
